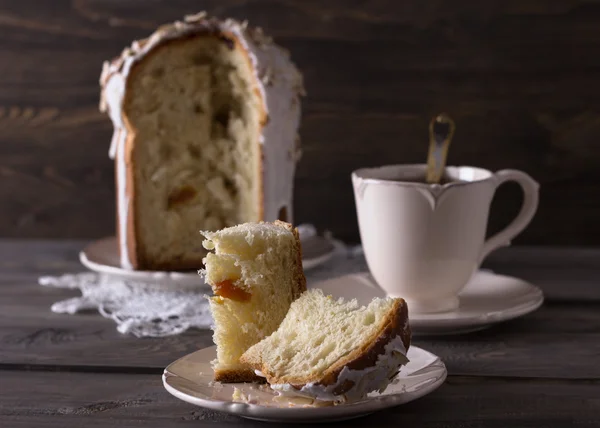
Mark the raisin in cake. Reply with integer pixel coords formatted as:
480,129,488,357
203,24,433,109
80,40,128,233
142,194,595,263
99,12,304,270
202,221,306,382
240,289,411,402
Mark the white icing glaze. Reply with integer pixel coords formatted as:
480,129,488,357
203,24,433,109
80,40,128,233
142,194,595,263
99,12,303,268
116,129,132,269
265,335,409,403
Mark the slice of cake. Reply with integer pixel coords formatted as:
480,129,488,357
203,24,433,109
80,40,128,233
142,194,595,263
202,221,306,382
99,12,304,270
240,289,411,402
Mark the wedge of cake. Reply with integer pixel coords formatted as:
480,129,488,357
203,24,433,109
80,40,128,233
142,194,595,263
240,289,411,402
202,221,306,382
100,12,304,271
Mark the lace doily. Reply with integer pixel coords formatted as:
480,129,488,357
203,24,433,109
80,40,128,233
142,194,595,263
39,227,366,338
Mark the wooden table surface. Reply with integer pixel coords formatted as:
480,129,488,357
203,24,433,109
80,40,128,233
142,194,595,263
1,240,599,427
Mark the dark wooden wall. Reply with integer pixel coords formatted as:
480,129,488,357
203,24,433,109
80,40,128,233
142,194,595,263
2,0,600,245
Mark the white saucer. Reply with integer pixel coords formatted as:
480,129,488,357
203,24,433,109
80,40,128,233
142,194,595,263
80,234,335,286
162,345,446,423
313,270,544,335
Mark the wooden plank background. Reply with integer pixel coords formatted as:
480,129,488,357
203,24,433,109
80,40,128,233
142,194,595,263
2,241,600,426
2,0,600,244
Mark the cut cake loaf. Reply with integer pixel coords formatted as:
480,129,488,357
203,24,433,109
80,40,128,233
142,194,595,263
240,289,411,402
202,221,306,382
99,12,304,270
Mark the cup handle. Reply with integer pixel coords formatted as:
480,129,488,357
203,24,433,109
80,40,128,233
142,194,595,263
479,169,540,264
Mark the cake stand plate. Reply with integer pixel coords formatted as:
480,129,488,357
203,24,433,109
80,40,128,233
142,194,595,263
163,345,446,423
80,233,336,286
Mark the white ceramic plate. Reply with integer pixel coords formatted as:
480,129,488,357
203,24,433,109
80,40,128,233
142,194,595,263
162,345,446,423
313,270,544,335
79,234,335,286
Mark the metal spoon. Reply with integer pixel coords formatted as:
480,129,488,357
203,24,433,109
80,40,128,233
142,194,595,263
426,113,456,184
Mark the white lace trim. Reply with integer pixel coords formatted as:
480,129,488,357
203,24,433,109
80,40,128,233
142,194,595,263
39,273,213,337
39,227,364,338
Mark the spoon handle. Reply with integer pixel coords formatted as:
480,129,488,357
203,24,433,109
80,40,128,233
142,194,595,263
426,113,455,184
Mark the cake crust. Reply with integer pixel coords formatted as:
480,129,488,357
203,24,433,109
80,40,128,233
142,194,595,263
213,368,264,384
280,220,307,302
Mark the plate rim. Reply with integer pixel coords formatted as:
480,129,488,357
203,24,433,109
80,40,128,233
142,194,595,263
161,345,447,422
314,271,545,334
79,237,199,279
80,235,336,282
409,271,544,328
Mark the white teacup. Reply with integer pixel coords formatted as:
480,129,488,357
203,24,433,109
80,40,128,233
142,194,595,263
352,164,539,314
